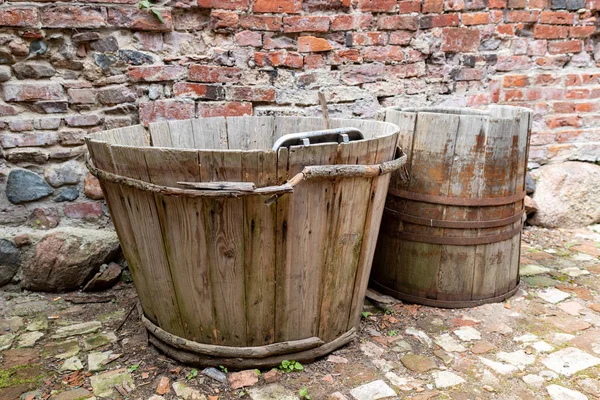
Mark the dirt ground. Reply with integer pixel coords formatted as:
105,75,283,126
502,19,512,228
1,225,600,400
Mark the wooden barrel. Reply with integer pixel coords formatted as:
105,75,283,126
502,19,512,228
371,106,532,308
85,116,401,368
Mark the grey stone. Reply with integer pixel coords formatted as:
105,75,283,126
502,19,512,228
542,347,600,376
547,385,587,400
54,187,79,202
0,333,16,350
83,331,117,350
26,318,47,332
44,160,84,188
0,65,11,81
523,374,545,387
551,0,567,8
201,367,227,383
6,168,54,204
117,49,154,66
21,228,120,292
94,53,117,70
248,384,299,400
538,288,570,304
496,350,536,370
12,62,56,79
0,316,24,334
526,172,536,194
432,371,465,388
90,368,135,398
520,264,550,276
60,356,83,371
17,331,44,347
83,263,121,292
33,100,68,113
405,327,433,347
434,333,466,352
479,357,518,375
0,239,20,287
349,380,396,400
559,267,590,277
28,40,47,57
43,339,80,359
52,321,101,339
453,326,481,341
530,162,600,228
566,0,585,8
88,351,112,372
49,388,93,400
360,341,385,358
90,37,119,53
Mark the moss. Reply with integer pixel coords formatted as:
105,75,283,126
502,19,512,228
0,365,45,390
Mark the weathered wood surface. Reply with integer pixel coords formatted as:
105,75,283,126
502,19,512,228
372,107,532,308
86,116,399,365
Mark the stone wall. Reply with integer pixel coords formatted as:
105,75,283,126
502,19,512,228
0,0,598,229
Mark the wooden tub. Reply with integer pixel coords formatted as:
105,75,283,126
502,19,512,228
371,106,532,308
85,116,402,367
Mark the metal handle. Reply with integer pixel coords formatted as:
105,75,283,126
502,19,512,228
272,128,364,151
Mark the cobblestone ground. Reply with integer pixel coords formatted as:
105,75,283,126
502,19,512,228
1,225,600,400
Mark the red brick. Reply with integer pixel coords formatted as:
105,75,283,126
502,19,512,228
503,74,529,87
298,36,332,52
254,51,303,68
364,46,405,62
576,102,598,112
548,40,583,54
378,15,418,30
529,0,547,7
331,14,373,31
588,0,600,9
284,16,330,33
399,0,421,12
197,0,249,9
253,0,302,13
456,68,484,81
226,86,276,101
196,102,252,117
64,202,103,220
466,93,490,106
302,0,351,11
351,32,388,46
503,89,524,101
0,104,19,116
188,65,241,82
389,31,413,45
553,101,575,113
235,30,262,47
263,35,295,49
441,28,480,52
3,82,64,102
507,0,526,8
569,26,595,38
496,55,531,71
42,6,106,28
535,56,569,68
423,0,444,13
108,7,172,31
210,10,238,31
0,7,39,28
386,62,426,78
556,130,584,143
528,40,547,56
173,83,225,99
420,14,460,29
535,73,560,85
565,88,589,99
534,25,569,39
490,10,503,22
239,15,282,31
303,54,326,69
172,10,209,30
445,0,465,10
358,0,397,12
546,115,582,129
129,65,187,82
68,88,97,104
489,0,507,7
540,11,575,25
525,88,543,100
581,73,600,85
505,10,540,22
139,99,195,125
462,12,490,25
65,114,102,127
496,24,515,35
331,49,362,64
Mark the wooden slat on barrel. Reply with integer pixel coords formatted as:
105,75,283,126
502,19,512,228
192,117,228,150
148,122,173,147
242,150,278,346
228,116,275,150
143,147,216,343
200,150,247,346
110,144,186,337
168,120,195,149
86,139,157,325
437,115,488,302
274,146,290,343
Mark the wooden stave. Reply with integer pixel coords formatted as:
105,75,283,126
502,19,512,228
86,117,398,361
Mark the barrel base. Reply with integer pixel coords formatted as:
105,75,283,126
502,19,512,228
369,279,520,309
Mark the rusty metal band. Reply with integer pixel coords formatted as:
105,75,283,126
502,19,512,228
384,225,523,245
384,208,525,229
369,278,520,309
388,188,527,207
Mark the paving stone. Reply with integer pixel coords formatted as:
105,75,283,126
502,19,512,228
530,341,555,353
547,384,588,400
471,340,496,354
541,347,600,376
329,393,350,400
360,341,385,358
60,356,83,371
391,340,413,353
433,349,453,364
156,376,170,395
0,317,24,334
496,350,536,370
538,288,571,304
547,315,591,333
83,331,117,350
229,370,259,390
384,372,424,391
487,321,513,335
148,396,164,400
570,328,600,354
400,354,438,373
372,358,394,372
172,381,206,400
405,328,433,347
48,388,93,400
589,304,600,313
90,368,135,398
540,370,559,381
88,351,112,372
1,348,40,368
17,331,44,347
26,318,47,332
349,380,396,400
434,334,466,352
453,326,481,341
551,333,575,345
0,333,16,350
577,378,600,397
559,301,585,316
432,371,465,388
520,264,551,276
247,383,299,400
570,253,596,262
481,369,500,389
560,267,591,277
524,276,558,288
327,355,348,363
52,321,102,338
522,374,545,387
479,357,518,375
43,339,80,359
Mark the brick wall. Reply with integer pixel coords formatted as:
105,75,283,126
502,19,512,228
0,0,598,227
